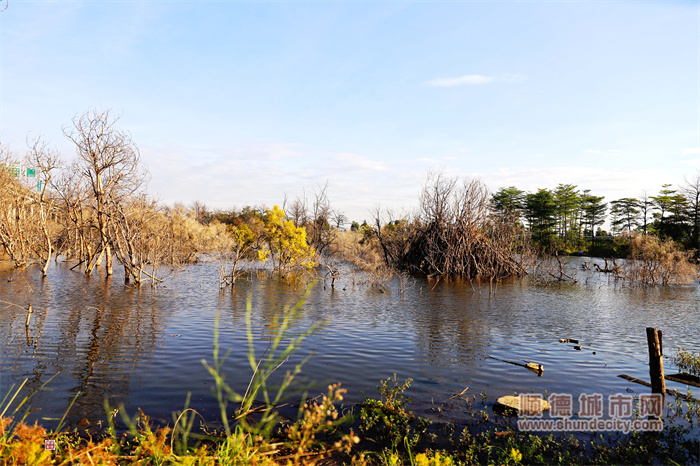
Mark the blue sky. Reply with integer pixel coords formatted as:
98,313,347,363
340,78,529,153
1,1,698,223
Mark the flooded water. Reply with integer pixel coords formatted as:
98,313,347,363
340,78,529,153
1,257,698,430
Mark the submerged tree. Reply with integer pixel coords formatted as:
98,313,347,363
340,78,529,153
64,109,149,277
26,137,63,276
286,182,343,255
619,233,698,286
0,148,34,267
257,205,316,275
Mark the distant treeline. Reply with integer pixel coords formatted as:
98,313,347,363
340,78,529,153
487,181,700,254
1,110,698,285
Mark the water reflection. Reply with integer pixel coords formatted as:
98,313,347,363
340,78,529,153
0,258,698,429
0,265,168,425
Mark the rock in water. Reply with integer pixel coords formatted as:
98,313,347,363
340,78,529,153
494,395,551,416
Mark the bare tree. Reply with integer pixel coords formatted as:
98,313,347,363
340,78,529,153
332,210,348,230
308,182,337,254
188,200,209,224
109,196,166,284
0,146,33,267
63,109,148,277
286,182,343,254
54,161,97,266
287,193,308,228
682,171,700,254
370,206,410,268
639,190,654,236
26,136,63,276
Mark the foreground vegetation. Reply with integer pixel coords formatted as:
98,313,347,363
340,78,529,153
1,289,699,466
2,379,698,465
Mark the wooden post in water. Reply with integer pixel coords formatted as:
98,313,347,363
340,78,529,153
646,327,665,394
25,303,33,328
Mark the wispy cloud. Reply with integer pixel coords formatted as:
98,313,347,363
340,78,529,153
583,149,622,156
424,74,526,87
682,147,700,156
331,153,389,173
416,155,460,164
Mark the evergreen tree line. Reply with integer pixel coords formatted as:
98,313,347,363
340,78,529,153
491,179,700,253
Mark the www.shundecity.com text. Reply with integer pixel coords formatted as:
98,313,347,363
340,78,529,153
517,417,663,434
514,393,664,433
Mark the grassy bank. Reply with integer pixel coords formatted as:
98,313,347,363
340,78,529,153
2,376,698,465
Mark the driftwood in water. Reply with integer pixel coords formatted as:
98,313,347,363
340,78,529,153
486,354,543,376
593,257,620,275
546,252,577,283
665,373,700,388
558,338,579,344
618,374,696,402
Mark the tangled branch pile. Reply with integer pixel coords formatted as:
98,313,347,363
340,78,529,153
375,174,527,280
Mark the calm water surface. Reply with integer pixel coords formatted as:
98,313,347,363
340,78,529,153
1,258,698,429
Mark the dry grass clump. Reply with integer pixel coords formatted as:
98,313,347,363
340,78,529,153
620,233,698,286
328,230,394,287
1,420,54,466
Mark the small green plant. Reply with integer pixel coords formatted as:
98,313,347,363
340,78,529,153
202,283,323,443
359,374,426,452
671,347,700,378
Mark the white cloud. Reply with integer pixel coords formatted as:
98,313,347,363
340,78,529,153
583,149,621,156
331,153,389,173
498,74,527,83
682,147,700,155
416,155,459,164
425,75,494,86
423,73,526,87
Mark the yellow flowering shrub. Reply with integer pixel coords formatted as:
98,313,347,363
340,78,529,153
258,205,316,273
